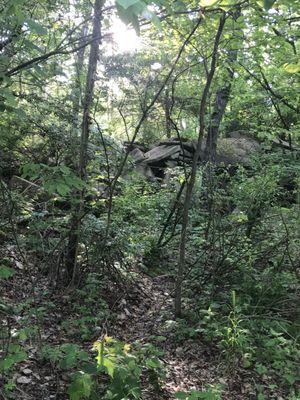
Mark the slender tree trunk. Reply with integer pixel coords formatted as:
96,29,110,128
205,85,232,161
72,24,88,132
65,24,89,170
66,0,103,283
79,0,103,181
164,87,172,138
157,179,186,248
174,14,226,318
205,8,240,161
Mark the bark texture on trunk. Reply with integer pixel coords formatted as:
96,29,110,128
66,0,103,283
164,88,172,138
205,84,232,161
72,24,88,132
80,0,103,180
204,8,240,161
174,14,226,318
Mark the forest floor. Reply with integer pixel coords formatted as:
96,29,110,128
113,273,250,400
1,244,285,400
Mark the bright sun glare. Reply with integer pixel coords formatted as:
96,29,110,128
109,18,142,53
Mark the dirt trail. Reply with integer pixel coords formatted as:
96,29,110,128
1,249,249,399
113,273,229,399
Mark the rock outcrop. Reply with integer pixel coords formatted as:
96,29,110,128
127,133,261,179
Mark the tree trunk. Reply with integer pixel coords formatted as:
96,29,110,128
66,0,103,283
205,84,231,161
72,24,88,132
174,14,226,318
204,8,240,161
79,0,103,181
164,87,172,138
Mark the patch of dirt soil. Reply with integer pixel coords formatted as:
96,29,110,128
1,248,281,399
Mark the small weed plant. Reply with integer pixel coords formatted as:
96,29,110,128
68,336,165,400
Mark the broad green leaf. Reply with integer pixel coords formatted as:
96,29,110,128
283,63,300,73
145,358,161,368
68,372,92,400
81,362,98,374
14,107,27,118
116,0,140,10
0,265,15,279
219,0,238,10
56,183,70,196
23,39,43,53
175,392,188,399
154,335,167,342
116,3,141,34
0,301,15,315
142,8,161,29
200,0,219,7
116,0,160,33
256,0,276,10
284,373,297,385
190,392,204,399
103,357,116,377
0,346,27,372
26,19,48,35
1,89,17,107
8,0,27,5
263,0,276,10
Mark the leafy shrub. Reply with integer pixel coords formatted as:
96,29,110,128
68,336,165,400
21,163,85,196
175,384,223,400
0,263,28,395
40,343,90,370
62,273,109,340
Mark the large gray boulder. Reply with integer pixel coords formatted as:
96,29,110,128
216,137,260,166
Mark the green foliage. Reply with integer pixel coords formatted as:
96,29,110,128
167,319,201,343
0,256,27,395
176,152,300,396
0,264,15,279
26,18,48,35
231,166,279,233
68,372,93,400
61,274,109,340
108,176,173,258
219,291,251,361
68,337,165,400
40,343,89,370
0,325,29,395
94,336,143,399
21,163,85,196
0,344,27,372
284,62,300,74
262,0,277,10
115,0,161,34
175,385,223,399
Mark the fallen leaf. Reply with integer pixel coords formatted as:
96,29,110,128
17,376,31,384
22,368,32,375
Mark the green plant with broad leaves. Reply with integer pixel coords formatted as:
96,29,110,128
68,336,165,400
0,260,27,395
175,384,223,400
21,163,85,196
61,273,109,341
219,291,251,362
40,344,90,371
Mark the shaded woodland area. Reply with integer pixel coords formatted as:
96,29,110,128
0,0,300,399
